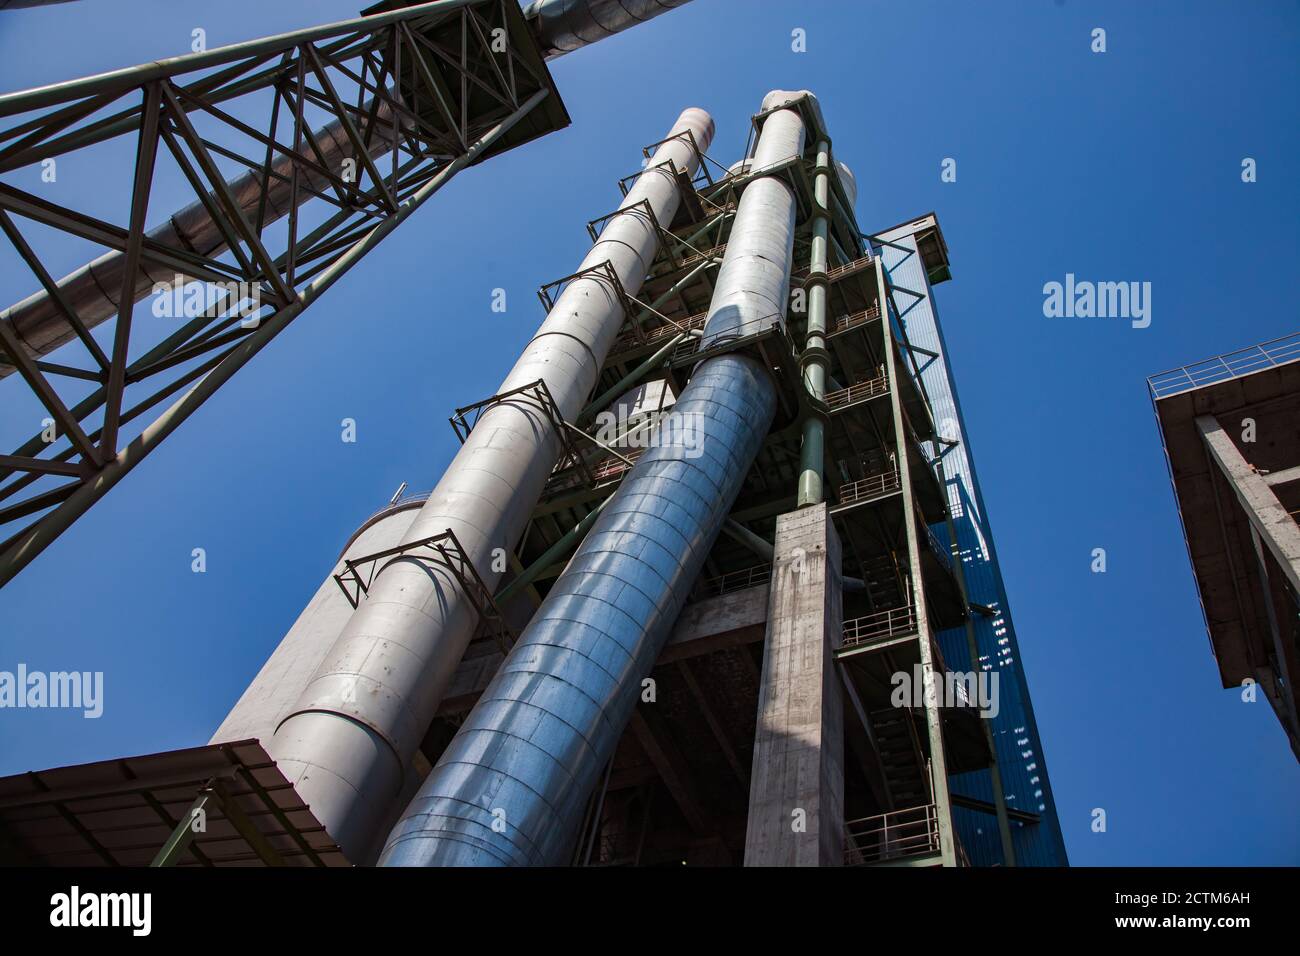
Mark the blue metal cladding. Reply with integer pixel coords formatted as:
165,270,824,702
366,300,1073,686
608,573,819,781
878,232,1069,866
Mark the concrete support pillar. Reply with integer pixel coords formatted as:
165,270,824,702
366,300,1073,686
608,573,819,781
744,503,844,866
1197,414,1300,742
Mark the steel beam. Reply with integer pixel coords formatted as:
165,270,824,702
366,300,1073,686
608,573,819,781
876,256,958,867
0,88,549,586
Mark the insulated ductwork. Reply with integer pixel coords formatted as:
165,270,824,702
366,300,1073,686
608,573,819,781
267,107,715,862
380,93,807,867
524,0,693,59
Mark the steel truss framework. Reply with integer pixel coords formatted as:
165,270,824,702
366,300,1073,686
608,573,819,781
0,0,566,586
333,527,515,651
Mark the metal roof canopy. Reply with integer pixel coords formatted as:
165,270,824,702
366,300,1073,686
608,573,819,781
0,740,349,866
872,213,952,285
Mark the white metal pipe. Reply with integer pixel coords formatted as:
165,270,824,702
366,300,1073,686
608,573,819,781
209,498,424,745
268,107,715,862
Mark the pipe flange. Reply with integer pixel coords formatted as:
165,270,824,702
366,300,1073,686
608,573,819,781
801,269,829,290
799,344,831,369
800,396,831,424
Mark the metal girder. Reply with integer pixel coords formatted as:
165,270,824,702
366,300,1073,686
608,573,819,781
0,0,562,586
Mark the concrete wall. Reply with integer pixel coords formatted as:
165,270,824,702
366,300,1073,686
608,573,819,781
744,504,844,866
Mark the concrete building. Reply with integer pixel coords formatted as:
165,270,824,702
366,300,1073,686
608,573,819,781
1151,335,1300,760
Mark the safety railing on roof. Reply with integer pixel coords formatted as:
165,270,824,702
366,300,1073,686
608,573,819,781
1148,332,1300,398
360,490,430,526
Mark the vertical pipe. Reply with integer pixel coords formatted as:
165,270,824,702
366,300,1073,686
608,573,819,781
380,93,806,867
267,107,715,863
797,139,832,505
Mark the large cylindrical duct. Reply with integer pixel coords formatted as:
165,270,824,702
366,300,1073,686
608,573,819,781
379,93,807,867
267,107,715,862
210,495,425,745
524,0,693,59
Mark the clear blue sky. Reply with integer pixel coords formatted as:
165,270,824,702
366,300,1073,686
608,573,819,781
0,0,1297,866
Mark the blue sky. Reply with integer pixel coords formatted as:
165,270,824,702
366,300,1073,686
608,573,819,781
0,0,1297,866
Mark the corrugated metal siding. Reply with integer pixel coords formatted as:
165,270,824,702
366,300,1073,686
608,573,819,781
880,236,1069,866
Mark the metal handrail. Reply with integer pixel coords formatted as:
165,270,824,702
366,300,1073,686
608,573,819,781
612,310,707,354
837,467,901,506
359,490,430,526
842,604,917,649
844,803,939,865
921,521,953,574
825,372,888,409
1148,331,1300,398
830,305,881,334
792,252,874,283
591,447,645,482
679,241,727,268
695,562,771,599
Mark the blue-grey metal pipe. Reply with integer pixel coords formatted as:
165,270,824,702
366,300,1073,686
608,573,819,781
380,92,807,867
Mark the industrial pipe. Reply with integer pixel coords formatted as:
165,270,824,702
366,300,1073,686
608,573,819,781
379,91,808,866
210,496,425,744
267,106,715,863
524,0,693,58
797,138,833,505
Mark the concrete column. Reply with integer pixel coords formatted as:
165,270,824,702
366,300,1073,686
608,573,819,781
1197,415,1300,596
744,503,844,866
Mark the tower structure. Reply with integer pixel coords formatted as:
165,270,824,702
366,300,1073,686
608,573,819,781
219,89,1065,868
